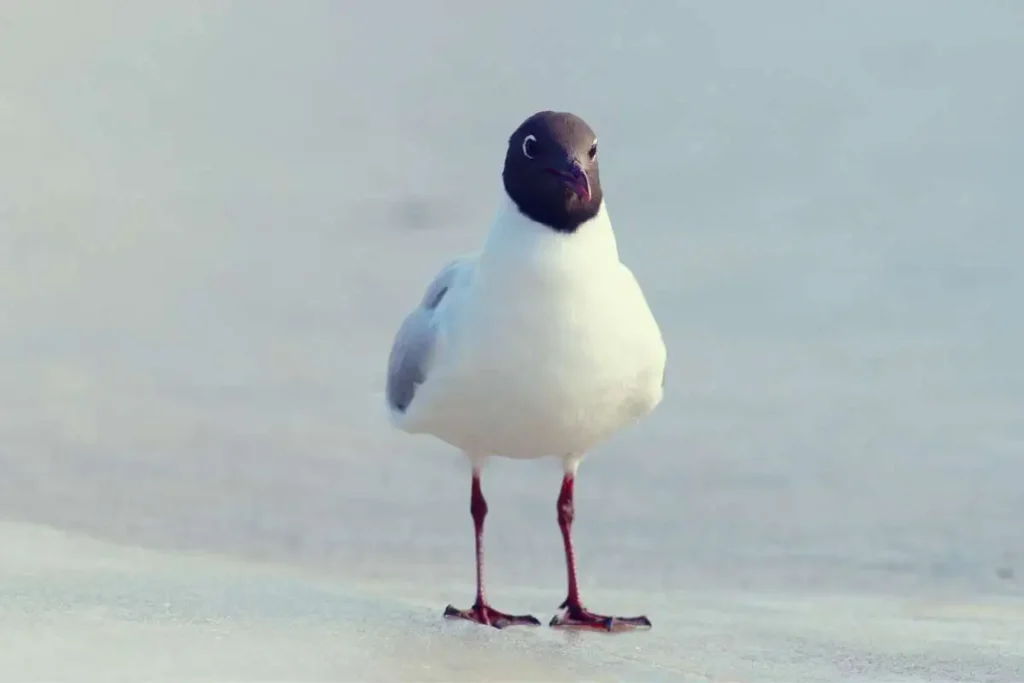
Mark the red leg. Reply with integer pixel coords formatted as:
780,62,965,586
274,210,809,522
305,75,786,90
443,470,540,629
549,473,652,632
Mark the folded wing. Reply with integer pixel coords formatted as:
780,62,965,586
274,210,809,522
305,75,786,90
386,258,471,416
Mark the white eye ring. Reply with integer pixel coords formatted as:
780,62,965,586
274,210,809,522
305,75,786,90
522,134,537,159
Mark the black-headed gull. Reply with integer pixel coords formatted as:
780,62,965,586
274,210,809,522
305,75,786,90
386,111,666,631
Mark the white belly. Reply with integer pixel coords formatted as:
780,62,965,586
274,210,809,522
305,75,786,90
409,265,666,459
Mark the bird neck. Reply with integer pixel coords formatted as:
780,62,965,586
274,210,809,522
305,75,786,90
479,193,621,274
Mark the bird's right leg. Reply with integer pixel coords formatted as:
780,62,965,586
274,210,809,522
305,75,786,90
443,462,540,629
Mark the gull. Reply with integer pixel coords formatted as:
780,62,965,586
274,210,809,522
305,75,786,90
385,111,667,631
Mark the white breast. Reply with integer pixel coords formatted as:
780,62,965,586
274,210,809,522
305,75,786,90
405,197,666,459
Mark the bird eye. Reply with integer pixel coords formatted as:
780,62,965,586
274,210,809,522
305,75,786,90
588,141,598,160
522,134,537,159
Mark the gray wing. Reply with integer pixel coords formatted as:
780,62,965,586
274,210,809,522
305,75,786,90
385,258,469,415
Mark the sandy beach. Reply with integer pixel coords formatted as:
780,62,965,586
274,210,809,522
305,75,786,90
2,1,1022,680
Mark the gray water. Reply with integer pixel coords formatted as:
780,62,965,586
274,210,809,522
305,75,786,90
2,1,1023,680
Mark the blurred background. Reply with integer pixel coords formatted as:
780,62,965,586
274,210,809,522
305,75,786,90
1,1,1023,679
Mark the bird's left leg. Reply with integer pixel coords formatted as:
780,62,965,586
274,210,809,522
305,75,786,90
549,456,652,632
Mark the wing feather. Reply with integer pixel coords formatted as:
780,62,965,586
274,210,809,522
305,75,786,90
385,258,469,414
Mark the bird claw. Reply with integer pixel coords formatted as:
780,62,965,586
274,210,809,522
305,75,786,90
549,604,652,632
444,603,542,629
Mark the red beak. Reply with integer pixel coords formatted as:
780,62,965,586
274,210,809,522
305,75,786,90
545,161,591,202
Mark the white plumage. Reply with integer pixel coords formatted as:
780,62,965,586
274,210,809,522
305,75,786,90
386,193,666,472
